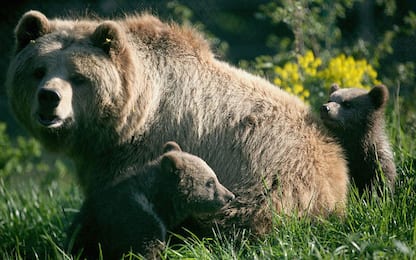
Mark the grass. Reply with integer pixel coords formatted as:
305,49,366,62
0,110,415,259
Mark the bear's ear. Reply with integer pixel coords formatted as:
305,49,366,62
15,10,50,53
91,21,128,57
161,154,183,175
163,141,182,153
329,83,340,94
369,85,389,109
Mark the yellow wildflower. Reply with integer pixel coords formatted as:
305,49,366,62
272,50,381,102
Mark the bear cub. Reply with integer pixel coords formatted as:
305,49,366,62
67,141,235,259
320,84,396,195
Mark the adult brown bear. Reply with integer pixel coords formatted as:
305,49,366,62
6,10,348,235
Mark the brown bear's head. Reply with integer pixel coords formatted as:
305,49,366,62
160,141,235,216
6,11,139,155
320,84,389,132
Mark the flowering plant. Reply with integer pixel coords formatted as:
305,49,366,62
273,51,381,103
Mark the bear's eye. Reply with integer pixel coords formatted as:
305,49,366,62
342,101,352,108
70,73,88,86
33,67,46,80
206,178,215,189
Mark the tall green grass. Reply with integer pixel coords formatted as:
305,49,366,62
0,107,415,259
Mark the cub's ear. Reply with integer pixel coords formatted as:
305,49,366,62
329,83,340,94
369,85,389,109
15,10,50,53
163,141,182,153
91,21,128,56
161,154,183,175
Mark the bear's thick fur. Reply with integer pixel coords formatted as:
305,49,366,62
67,141,234,259
7,11,349,235
320,84,396,194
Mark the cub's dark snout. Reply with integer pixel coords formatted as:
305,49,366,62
321,105,330,113
38,88,61,110
224,191,235,203
320,104,330,118
218,185,235,206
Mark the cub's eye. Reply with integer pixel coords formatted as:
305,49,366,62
70,73,88,85
342,101,352,108
33,67,46,80
206,178,215,189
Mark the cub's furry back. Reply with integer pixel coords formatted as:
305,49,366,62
67,142,234,259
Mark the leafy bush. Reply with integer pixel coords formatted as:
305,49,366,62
0,122,70,186
250,0,416,112
259,0,357,57
0,123,42,179
272,50,381,104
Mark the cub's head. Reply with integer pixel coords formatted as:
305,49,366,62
320,84,389,132
159,142,235,215
6,11,139,154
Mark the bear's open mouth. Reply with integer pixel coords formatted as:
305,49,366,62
37,113,64,128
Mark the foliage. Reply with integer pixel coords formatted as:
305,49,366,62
253,0,416,113
272,50,381,103
0,123,42,178
166,0,229,58
259,0,358,58
0,123,70,186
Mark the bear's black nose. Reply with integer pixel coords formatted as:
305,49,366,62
38,88,61,109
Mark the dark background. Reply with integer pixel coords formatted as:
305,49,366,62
1,0,415,136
